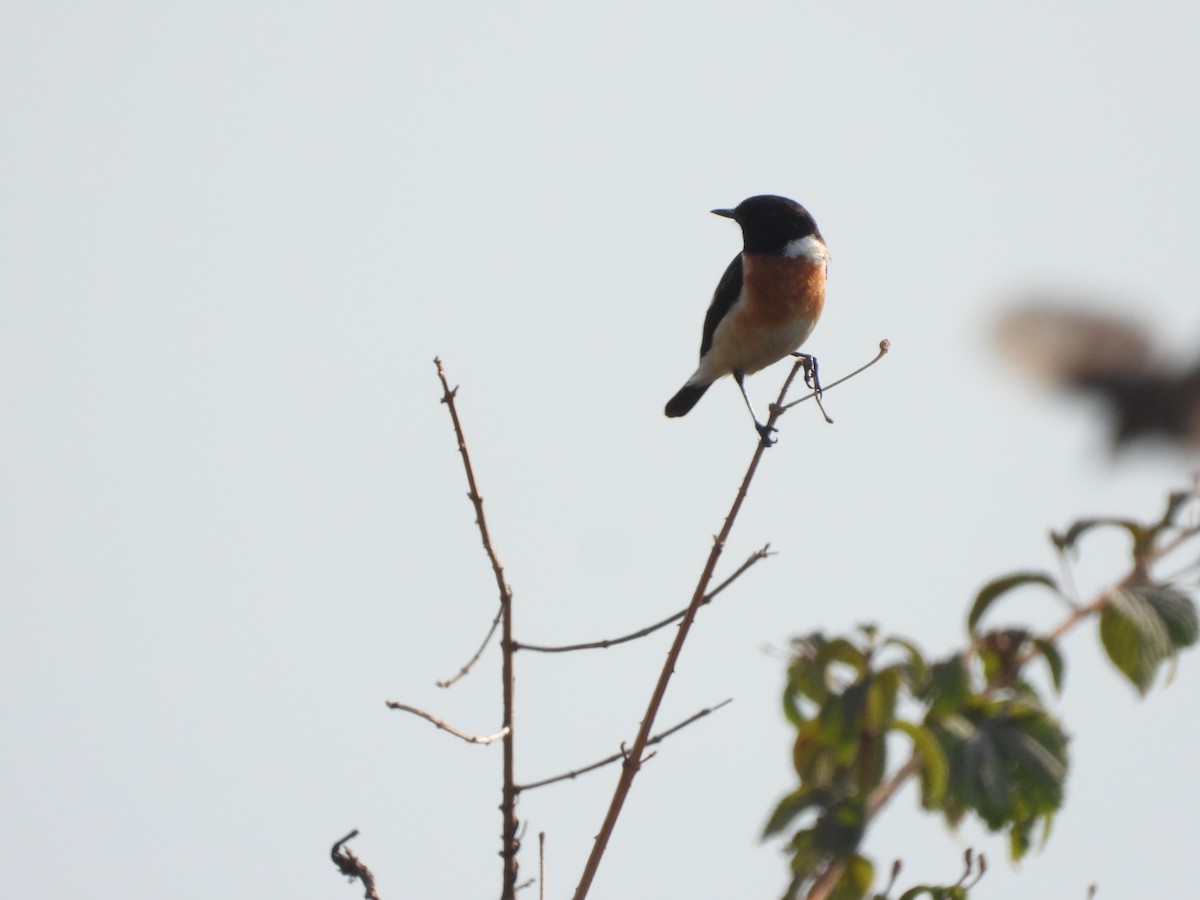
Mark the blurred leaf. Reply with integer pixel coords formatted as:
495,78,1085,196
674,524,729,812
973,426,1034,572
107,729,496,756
1158,491,1194,530
1100,584,1198,693
819,681,870,755
1030,637,1065,693
968,573,1058,637
788,634,832,704
893,719,948,805
793,720,837,785
929,699,1068,860
976,628,1031,689
813,799,866,856
829,854,874,900
783,829,822,900
882,635,929,687
867,668,902,732
823,637,870,677
1051,517,1147,556
1143,584,1200,649
924,655,971,717
764,787,818,838
783,683,806,727
897,888,967,900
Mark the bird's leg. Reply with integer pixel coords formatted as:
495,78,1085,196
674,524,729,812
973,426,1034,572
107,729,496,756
734,371,776,446
791,352,822,396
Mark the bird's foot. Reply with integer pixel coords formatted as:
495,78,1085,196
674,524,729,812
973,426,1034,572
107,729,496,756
791,352,823,395
755,421,778,447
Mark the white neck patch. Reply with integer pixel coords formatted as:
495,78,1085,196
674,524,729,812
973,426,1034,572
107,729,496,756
782,235,829,262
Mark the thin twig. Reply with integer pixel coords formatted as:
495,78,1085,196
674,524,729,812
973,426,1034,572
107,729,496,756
539,833,546,900
779,340,891,412
385,701,511,745
436,600,504,688
517,546,773,654
432,358,520,896
434,358,513,655
867,754,922,818
331,830,382,900
519,699,733,792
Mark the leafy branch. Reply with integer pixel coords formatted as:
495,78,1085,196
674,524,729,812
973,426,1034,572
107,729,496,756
766,487,1200,899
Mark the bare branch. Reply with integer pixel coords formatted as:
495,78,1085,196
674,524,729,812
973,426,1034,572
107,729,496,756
436,599,504,688
519,699,733,792
804,861,846,900
432,358,521,896
434,359,513,608
385,701,510,745
573,359,812,899
517,546,773,654
867,754,922,819
539,833,546,900
779,339,892,412
331,830,382,900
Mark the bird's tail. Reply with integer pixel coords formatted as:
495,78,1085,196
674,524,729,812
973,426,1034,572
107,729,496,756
665,381,711,418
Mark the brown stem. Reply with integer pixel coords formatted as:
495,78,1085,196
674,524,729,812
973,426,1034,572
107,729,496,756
517,546,772,654
539,833,546,900
518,699,732,792
433,358,519,898
571,362,810,900
331,830,382,900
780,339,891,412
385,702,511,745
436,599,504,688
571,343,892,899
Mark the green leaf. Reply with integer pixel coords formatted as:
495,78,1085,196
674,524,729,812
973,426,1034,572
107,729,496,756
866,668,902,732
1051,517,1147,556
882,635,929,689
898,888,968,900
812,799,866,856
924,655,971,717
893,719,949,805
1142,584,1200,649
967,573,1058,637
783,683,807,727
1101,587,1175,694
829,854,874,900
764,787,818,837
1030,637,1065,693
929,699,1069,860
822,637,869,677
1100,584,1199,693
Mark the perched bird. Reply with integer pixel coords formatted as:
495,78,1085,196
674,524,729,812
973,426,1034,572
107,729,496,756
995,304,1200,453
665,194,829,444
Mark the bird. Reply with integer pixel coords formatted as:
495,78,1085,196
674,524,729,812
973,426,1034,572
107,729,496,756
664,194,829,444
995,303,1200,453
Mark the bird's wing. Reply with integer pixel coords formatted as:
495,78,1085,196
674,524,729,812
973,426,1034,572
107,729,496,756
699,254,744,358
994,304,1153,383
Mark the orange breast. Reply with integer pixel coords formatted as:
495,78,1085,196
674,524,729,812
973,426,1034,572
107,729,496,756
740,253,826,328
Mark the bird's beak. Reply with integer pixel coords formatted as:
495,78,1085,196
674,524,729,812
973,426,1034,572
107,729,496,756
711,208,737,219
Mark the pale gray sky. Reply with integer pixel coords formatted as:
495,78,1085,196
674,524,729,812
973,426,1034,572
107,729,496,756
4,3,1200,898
